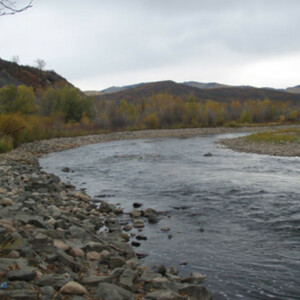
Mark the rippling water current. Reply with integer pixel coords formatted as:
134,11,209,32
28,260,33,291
40,133,300,300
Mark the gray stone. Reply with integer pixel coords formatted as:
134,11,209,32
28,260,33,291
35,274,72,289
145,290,188,300
81,275,112,286
109,256,126,269
6,268,36,281
119,268,136,290
94,282,135,300
0,289,38,300
69,225,87,238
40,286,55,297
179,285,212,300
56,248,82,272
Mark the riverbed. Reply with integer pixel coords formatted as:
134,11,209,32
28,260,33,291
40,132,300,300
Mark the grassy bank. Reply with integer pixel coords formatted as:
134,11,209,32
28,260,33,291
245,128,300,144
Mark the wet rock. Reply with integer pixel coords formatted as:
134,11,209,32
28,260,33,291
60,281,88,295
136,235,147,241
62,167,71,172
120,233,130,242
181,272,206,284
131,209,142,218
94,282,135,300
123,224,133,232
131,241,141,247
179,285,212,300
204,152,212,157
133,202,142,208
160,227,170,232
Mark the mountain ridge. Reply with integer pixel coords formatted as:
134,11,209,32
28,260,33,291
94,80,300,104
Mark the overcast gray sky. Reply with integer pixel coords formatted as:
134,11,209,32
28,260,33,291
1,0,300,90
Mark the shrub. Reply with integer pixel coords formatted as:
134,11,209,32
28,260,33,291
0,135,13,153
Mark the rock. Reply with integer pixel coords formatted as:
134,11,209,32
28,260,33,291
85,241,108,252
40,286,55,298
62,167,71,172
56,248,82,272
160,227,170,232
133,202,142,208
120,233,130,242
123,224,133,232
131,241,141,247
145,290,188,300
109,256,125,269
118,268,136,290
0,198,14,206
60,281,88,295
53,239,70,251
94,282,135,300
35,274,72,289
7,250,20,258
49,205,61,218
181,272,206,284
131,209,142,218
0,289,38,299
179,285,212,300
136,235,147,240
152,265,167,276
87,251,101,261
82,275,111,286
69,247,85,258
6,269,36,281
204,152,212,157
69,225,87,239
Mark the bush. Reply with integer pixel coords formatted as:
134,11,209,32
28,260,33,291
0,135,13,153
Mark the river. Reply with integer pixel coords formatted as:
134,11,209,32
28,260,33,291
40,133,300,300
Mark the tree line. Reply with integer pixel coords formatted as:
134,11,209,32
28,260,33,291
0,84,300,152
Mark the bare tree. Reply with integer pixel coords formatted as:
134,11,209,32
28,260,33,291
0,0,33,16
11,55,19,64
35,58,46,70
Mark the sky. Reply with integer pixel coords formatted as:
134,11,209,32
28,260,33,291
1,0,300,90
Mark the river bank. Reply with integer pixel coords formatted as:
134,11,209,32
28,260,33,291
0,125,298,299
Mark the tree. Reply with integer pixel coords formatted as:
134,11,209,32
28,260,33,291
35,58,46,70
0,0,33,16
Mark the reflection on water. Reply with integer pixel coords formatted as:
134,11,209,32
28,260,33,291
40,133,300,300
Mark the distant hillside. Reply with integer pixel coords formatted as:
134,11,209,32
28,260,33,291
95,80,300,104
286,85,300,94
0,58,73,91
183,81,230,89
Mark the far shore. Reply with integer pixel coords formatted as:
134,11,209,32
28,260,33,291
2,124,300,162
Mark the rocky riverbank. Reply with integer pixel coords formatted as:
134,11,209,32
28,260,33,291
0,125,297,300
0,128,226,300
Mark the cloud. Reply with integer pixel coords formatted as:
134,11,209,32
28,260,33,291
0,0,300,89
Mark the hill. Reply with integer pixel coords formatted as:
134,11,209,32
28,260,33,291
0,58,73,91
286,85,300,94
95,80,300,104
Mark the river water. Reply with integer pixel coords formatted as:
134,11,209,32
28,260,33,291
40,133,300,300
